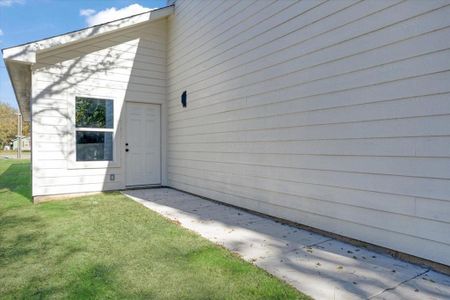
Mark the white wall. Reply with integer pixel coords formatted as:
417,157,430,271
32,19,168,196
166,0,450,265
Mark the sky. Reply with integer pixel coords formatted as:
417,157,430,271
0,0,166,108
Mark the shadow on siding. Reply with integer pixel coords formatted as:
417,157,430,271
30,19,161,193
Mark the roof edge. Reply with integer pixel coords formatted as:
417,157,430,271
2,4,174,63
2,4,174,120
4,61,31,121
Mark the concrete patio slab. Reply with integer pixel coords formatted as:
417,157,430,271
373,270,450,300
212,219,330,261
123,188,450,300
255,239,427,299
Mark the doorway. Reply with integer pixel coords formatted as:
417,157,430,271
125,102,161,186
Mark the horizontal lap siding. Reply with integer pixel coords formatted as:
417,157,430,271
167,0,450,265
32,19,167,196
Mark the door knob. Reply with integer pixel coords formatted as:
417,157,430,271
125,143,129,146
125,149,129,152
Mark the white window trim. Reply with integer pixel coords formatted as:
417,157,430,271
67,94,120,170
75,128,114,132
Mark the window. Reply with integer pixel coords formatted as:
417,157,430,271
75,97,113,161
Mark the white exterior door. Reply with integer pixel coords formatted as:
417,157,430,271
125,102,161,186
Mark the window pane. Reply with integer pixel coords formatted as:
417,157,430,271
76,131,113,161
76,97,113,128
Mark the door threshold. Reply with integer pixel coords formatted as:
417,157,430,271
125,184,161,190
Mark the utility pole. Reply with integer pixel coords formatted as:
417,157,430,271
17,113,22,159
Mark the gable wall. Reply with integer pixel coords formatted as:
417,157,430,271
31,19,168,196
166,0,450,265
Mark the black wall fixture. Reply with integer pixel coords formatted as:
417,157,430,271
181,90,187,107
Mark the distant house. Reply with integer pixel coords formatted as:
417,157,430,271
11,136,31,151
2,1,450,268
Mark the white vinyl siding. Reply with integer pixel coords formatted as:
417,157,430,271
166,0,450,265
32,19,168,196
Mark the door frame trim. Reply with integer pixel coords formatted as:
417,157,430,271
124,101,162,187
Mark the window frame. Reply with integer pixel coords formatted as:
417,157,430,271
75,96,114,129
75,129,114,162
67,94,120,169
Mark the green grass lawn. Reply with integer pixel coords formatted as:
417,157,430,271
0,159,308,299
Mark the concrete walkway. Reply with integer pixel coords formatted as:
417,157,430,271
123,188,450,300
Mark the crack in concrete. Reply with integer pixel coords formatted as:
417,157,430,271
279,238,334,257
367,268,431,299
308,237,334,248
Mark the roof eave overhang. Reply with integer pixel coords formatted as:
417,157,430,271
4,60,31,120
1,5,174,120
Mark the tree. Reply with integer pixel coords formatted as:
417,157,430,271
0,102,30,149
